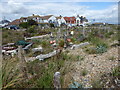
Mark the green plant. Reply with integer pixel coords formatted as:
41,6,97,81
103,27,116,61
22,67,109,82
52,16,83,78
27,25,37,33
112,67,120,77
96,44,107,54
77,55,84,61
69,81,83,88
36,72,53,88
81,68,88,76
2,58,23,88
19,22,29,28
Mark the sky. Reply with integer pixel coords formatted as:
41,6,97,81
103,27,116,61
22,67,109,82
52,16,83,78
0,0,119,24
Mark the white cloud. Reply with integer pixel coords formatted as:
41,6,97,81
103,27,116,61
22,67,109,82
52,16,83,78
0,0,118,24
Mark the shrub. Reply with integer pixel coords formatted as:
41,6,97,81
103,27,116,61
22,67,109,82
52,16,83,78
27,25,37,33
96,44,107,54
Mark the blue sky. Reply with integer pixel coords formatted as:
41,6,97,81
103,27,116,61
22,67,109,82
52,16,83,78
0,0,119,24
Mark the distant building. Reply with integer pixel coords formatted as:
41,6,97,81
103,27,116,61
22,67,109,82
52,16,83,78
55,15,66,26
8,19,21,26
76,15,88,26
10,14,89,27
64,17,76,26
0,20,10,27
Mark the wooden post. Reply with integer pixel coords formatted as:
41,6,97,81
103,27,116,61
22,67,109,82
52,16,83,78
53,72,61,90
18,45,28,79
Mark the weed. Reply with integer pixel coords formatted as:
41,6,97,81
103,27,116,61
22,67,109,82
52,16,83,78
81,68,88,76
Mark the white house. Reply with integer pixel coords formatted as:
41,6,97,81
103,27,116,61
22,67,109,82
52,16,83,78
75,15,88,26
41,15,56,23
56,16,66,26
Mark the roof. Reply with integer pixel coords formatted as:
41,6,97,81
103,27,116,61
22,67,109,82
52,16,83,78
41,15,53,20
56,16,62,20
28,15,40,18
64,17,76,24
8,19,20,25
0,20,10,24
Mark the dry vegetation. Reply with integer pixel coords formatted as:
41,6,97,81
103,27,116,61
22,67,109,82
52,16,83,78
1,25,120,88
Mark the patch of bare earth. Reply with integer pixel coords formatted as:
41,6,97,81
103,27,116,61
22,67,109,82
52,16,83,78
66,47,118,88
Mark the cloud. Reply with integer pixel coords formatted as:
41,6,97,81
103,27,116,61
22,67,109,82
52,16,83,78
0,0,118,24
1,0,119,2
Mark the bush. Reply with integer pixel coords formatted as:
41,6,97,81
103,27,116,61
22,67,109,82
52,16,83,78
27,25,37,33
19,22,29,28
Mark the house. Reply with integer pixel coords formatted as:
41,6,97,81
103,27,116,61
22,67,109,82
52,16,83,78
6,19,20,29
0,20,10,27
41,15,56,23
56,15,66,26
8,19,21,26
64,17,76,27
20,17,28,23
27,14,42,23
76,15,88,26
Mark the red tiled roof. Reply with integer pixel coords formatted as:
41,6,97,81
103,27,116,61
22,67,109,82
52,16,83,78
8,19,21,25
64,17,76,24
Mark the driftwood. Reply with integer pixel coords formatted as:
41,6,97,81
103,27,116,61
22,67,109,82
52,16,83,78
32,46,43,52
23,43,33,50
71,42,90,49
25,34,50,40
36,50,60,61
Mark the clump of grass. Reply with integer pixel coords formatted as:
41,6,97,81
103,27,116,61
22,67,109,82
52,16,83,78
112,66,120,77
77,55,84,61
2,58,23,88
36,72,53,88
81,68,88,76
